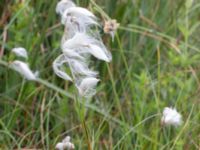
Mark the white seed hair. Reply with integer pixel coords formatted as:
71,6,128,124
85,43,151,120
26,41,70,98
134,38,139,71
53,54,72,81
11,47,28,59
55,142,75,150
68,58,98,77
56,135,75,150
61,7,98,31
10,60,36,80
161,107,182,127
76,77,100,97
53,0,112,97
62,136,71,143
56,0,75,16
62,32,112,62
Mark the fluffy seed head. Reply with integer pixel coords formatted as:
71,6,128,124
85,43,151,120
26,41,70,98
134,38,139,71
61,7,98,33
76,77,100,97
62,32,112,62
68,58,98,77
10,60,36,80
11,47,28,59
56,135,75,150
53,0,112,98
62,136,71,143
53,54,72,81
55,142,65,150
161,107,182,127
56,0,75,15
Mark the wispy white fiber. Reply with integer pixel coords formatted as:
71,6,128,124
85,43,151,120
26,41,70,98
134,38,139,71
62,32,112,62
68,58,98,77
61,7,98,32
62,7,96,23
87,44,111,62
161,107,182,127
10,60,36,80
56,135,75,150
76,77,100,97
11,47,28,59
53,0,112,97
62,48,84,60
66,7,95,17
56,0,75,16
53,54,72,81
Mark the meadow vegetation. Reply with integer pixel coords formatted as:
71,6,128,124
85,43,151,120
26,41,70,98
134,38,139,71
0,0,200,149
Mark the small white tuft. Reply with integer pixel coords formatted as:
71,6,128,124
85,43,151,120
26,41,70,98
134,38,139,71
53,54,72,81
61,7,98,32
11,47,28,59
88,44,111,62
77,77,100,97
56,135,75,150
56,142,65,150
161,107,182,127
64,7,95,18
56,0,76,15
10,60,36,80
68,58,98,77
62,48,84,60
62,136,71,143
63,142,75,149
62,33,112,62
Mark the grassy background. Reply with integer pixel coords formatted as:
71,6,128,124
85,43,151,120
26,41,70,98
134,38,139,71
0,0,200,149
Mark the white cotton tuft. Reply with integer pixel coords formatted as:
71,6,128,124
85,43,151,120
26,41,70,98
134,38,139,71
61,7,98,30
69,58,98,77
10,60,36,80
53,54,72,81
11,47,28,59
63,142,75,149
161,107,182,127
56,135,75,150
64,7,95,18
56,0,76,15
62,136,70,143
88,44,111,62
62,32,89,49
62,33,112,62
56,142,65,150
62,48,84,60
53,0,112,98
77,77,100,97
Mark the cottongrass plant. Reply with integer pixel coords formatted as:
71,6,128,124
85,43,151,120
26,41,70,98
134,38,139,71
10,47,37,81
53,0,112,98
11,47,28,59
54,0,112,148
11,60,37,80
56,136,75,150
161,107,182,127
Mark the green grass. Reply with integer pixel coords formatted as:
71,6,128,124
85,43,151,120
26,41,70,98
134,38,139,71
1,0,200,149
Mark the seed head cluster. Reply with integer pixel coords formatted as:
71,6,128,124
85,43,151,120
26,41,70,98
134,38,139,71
53,0,112,97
